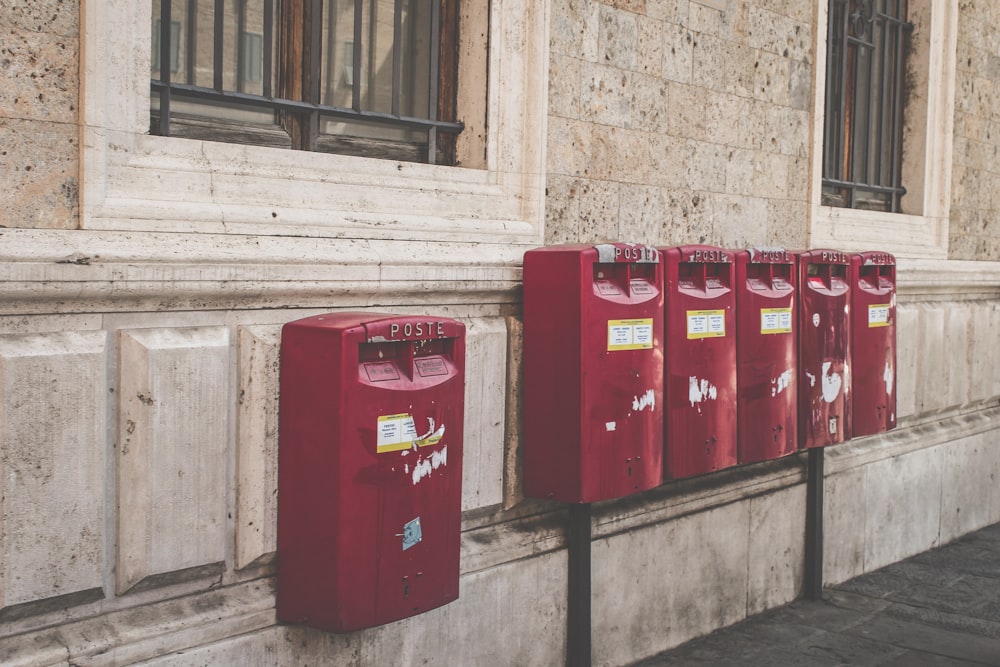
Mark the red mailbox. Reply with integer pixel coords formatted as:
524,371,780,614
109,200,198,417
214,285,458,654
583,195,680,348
277,313,465,632
523,243,663,503
661,245,737,479
797,250,851,448
735,248,798,464
851,251,897,436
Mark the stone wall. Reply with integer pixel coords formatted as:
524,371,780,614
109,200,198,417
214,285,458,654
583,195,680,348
546,0,812,249
950,0,1000,260
0,2,80,229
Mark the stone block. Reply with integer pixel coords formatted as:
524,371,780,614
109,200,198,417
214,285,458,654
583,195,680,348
618,183,666,243
765,198,808,249
548,54,582,120
751,50,791,106
824,466,867,585
544,173,583,245
545,116,590,178
549,0,591,58
0,13,79,122
724,148,755,196
686,140,727,192
267,552,568,666
1,1,79,37
0,117,78,229
0,331,106,608
630,71,669,132
460,317,508,511
235,325,281,570
894,304,918,421
592,502,749,665
711,193,768,247
580,62,633,128
747,485,806,615
914,303,948,415
940,433,996,543
637,15,664,76
117,327,230,593
658,187,714,245
646,0,688,24
863,446,943,572
661,22,694,84
599,6,638,72
576,178,623,243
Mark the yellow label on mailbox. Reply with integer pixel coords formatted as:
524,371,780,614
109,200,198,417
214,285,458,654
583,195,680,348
607,318,654,351
687,310,726,339
760,307,793,334
868,304,891,328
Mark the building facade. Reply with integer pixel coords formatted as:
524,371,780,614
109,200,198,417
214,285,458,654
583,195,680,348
1,0,999,664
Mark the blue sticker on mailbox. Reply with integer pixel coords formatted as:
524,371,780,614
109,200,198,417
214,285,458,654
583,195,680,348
402,517,422,551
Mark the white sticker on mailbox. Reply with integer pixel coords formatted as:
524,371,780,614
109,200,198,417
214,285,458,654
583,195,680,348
607,319,655,351
687,310,726,339
868,304,891,328
377,413,419,453
760,307,793,334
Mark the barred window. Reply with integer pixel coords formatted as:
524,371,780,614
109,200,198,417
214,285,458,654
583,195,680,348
822,0,911,212
151,0,462,165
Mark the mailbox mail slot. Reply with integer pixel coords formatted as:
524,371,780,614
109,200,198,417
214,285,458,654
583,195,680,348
797,250,851,448
523,243,663,503
661,245,737,479
735,248,798,464
277,313,465,632
851,251,897,436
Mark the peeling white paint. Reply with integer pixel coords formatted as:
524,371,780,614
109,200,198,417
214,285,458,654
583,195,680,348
806,371,816,387
412,446,448,485
632,389,656,412
884,359,894,395
812,313,821,327
688,377,717,410
771,370,793,397
821,361,843,403
605,421,617,432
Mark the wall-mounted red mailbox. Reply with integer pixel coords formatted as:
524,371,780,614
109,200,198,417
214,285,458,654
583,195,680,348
851,251,897,436
277,313,465,633
661,245,737,479
735,248,798,464
523,243,663,503
797,250,851,448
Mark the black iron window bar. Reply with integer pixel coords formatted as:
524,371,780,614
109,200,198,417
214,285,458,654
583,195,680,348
822,0,911,212
152,0,463,164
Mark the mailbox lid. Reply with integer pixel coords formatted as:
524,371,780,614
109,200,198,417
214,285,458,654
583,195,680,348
735,248,798,464
523,243,664,503
277,312,465,632
796,250,852,448
661,245,737,479
851,251,897,435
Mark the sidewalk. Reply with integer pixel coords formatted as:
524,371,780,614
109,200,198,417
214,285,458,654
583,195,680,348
633,522,1000,666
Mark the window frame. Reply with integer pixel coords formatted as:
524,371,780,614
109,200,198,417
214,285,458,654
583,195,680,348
821,0,911,213
150,0,463,165
81,0,548,247
809,0,958,259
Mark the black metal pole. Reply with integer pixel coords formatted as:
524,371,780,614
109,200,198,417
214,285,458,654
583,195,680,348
805,447,825,600
567,502,592,667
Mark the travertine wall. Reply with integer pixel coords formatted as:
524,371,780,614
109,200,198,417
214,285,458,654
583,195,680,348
0,3,80,229
950,0,1000,260
546,0,812,249
3,0,1000,666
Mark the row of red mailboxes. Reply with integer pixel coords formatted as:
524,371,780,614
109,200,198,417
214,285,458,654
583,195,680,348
522,243,897,504
275,243,896,633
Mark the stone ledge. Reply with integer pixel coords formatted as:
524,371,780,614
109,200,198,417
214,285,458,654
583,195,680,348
0,229,527,314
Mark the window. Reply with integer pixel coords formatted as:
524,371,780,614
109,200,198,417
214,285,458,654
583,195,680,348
822,0,911,212
150,0,462,164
